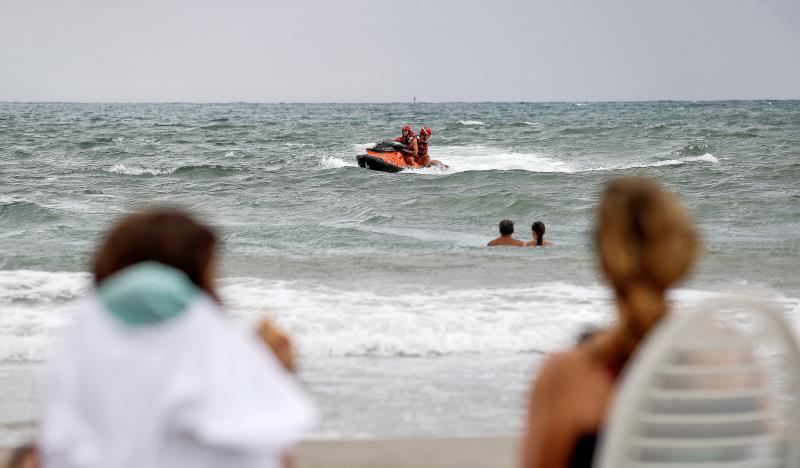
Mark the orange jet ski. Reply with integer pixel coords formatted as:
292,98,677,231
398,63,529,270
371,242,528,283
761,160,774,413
356,141,421,173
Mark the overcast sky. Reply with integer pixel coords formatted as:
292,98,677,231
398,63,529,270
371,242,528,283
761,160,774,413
1,0,799,102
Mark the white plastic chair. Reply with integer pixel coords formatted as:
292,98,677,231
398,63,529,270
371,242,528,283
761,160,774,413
594,296,800,468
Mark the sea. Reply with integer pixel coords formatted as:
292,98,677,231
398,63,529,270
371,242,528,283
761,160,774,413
1,101,799,445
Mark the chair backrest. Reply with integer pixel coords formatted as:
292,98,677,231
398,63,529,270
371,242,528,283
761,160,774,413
593,296,800,468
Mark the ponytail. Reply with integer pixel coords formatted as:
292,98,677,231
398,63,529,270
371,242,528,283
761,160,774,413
531,221,545,246
611,281,667,361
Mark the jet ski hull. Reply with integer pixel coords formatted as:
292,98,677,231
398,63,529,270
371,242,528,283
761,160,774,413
356,149,420,173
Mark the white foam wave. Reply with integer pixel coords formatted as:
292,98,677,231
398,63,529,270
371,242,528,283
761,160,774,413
421,145,576,174
1,270,797,362
0,270,91,302
657,153,719,166
0,271,92,362
320,156,357,169
523,122,540,126
102,164,176,176
0,195,22,205
345,144,717,175
610,153,719,171
458,120,485,126
418,150,717,174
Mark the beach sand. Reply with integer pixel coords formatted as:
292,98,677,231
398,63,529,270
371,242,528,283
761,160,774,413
0,437,518,468
296,437,517,468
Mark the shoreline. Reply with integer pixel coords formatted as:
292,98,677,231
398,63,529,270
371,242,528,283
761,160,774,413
1,436,519,468
0,359,537,447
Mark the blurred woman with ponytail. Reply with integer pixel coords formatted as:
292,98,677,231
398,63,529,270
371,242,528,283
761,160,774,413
521,178,699,468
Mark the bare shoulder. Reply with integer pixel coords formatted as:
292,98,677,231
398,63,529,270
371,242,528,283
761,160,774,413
533,349,587,391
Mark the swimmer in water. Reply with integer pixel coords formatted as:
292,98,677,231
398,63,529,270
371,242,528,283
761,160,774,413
525,221,554,247
487,219,526,247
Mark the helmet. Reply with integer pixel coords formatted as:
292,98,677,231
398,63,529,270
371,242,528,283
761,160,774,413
419,127,432,137
402,124,413,133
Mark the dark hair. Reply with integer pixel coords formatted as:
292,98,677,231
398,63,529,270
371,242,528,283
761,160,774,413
531,221,545,246
499,219,514,236
92,208,218,299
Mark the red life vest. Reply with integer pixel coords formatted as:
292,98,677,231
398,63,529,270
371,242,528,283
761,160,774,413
417,137,429,156
403,133,416,146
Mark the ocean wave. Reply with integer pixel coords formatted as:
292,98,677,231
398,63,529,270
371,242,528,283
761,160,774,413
154,122,192,127
101,164,242,176
174,165,242,176
571,154,719,173
0,272,608,361
413,145,576,174
558,126,618,135
2,270,797,362
320,156,357,169
11,146,33,157
102,164,176,176
458,120,485,126
439,150,719,174
613,153,719,170
77,137,114,149
656,153,719,166
0,200,61,223
0,270,90,303
675,143,711,156
201,123,255,131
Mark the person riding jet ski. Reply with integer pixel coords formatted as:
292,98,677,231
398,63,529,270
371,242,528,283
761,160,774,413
356,125,446,172
392,124,418,166
415,127,446,168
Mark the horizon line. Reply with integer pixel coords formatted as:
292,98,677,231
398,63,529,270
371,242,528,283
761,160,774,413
1,98,799,105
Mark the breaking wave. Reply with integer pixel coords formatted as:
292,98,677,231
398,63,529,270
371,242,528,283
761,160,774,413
100,164,243,176
2,270,797,362
320,156,357,169
102,164,176,176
